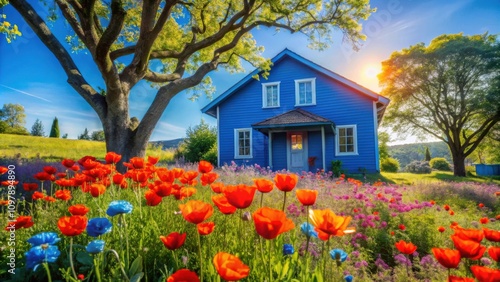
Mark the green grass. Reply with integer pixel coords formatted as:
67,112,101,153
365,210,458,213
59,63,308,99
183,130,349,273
347,171,500,186
0,133,175,162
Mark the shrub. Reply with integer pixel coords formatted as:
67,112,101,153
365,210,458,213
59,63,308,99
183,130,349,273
331,160,343,177
201,143,217,165
429,157,451,171
380,157,400,172
404,161,432,174
181,120,217,164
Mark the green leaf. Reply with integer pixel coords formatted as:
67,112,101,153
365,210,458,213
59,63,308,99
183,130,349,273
130,272,144,282
75,251,93,266
128,255,143,277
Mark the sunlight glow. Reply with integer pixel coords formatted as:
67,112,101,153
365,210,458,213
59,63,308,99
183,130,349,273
364,65,381,79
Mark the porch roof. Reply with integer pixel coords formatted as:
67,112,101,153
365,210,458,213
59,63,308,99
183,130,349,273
252,108,335,133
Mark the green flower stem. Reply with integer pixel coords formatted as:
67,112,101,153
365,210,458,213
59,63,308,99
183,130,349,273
106,249,130,281
69,237,77,280
260,192,264,208
197,230,203,282
268,240,273,282
120,214,130,270
94,256,102,282
42,262,52,282
282,191,287,212
171,250,179,270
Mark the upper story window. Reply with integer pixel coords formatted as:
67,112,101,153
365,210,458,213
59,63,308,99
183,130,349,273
262,82,280,108
336,125,358,156
295,78,316,106
234,128,252,159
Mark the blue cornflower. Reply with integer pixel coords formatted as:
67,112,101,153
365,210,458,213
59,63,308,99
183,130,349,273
330,249,348,262
86,240,105,254
300,222,318,238
27,232,61,246
106,200,133,216
25,245,61,270
344,274,354,282
283,244,294,256
86,217,113,237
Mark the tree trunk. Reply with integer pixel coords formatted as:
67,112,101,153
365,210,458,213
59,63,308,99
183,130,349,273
451,153,467,177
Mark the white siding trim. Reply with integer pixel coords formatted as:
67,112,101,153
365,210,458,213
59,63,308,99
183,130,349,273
321,126,326,170
335,125,358,156
373,102,380,171
294,78,316,106
234,128,253,159
268,131,273,169
262,81,281,108
216,106,220,167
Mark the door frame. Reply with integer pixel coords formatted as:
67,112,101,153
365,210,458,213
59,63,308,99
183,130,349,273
286,131,308,172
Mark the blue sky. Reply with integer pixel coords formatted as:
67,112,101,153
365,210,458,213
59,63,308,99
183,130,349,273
1,0,499,144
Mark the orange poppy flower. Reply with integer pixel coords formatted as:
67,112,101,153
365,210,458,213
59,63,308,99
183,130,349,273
253,207,295,240
483,228,500,242
44,196,56,202
90,183,106,197
128,157,145,169
448,276,475,282
213,252,250,281
198,160,213,174
438,226,446,233
212,194,237,215
5,215,34,230
23,183,38,191
55,178,76,187
147,156,159,166
488,246,500,262
479,217,489,224
470,265,500,282
274,173,298,192
167,269,200,282
200,172,218,186
309,209,355,238
253,178,274,193
1,180,18,187
179,200,213,224
0,166,8,175
104,152,122,164
157,168,176,183
179,171,199,185
58,215,87,236
431,248,461,268
160,232,187,250
451,235,486,260
449,210,455,216
395,240,417,255
32,191,45,200
149,181,172,197
145,190,162,206
443,204,450,211
453,227,484,243
171,168,185,179
68,204,90,216
223,184,257,209
197,222,215,235
296,189,318,206
210,182,225,194
175,187,197,200
54,189,72,201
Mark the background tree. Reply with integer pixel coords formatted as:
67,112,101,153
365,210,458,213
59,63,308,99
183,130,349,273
8,0,373,166
49,117,60,138
379,34,500,176
0,103,29,135
378,131,391,160
180,120,217,164
91,130,106,141
424,147,431,162
78,128,91,140
0,0,22,43
30,118,45,136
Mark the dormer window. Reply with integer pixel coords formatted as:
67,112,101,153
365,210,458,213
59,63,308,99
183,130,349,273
262,82,280,108
295,78,316,106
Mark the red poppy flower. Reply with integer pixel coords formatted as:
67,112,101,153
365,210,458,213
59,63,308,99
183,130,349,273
34,172,53,182
80,158,101,170
70,165,80,172
479,217,489,224
61,159,76,168
483,228,500,242
210,182,224,193
125,169,150,184
0,166,8,175
198,160,213,174
431,248,461,268
126,157,145,169
1,180,18,186
296,189,318,206
213,252,250,281
54,189,72,201
43,166,57,175
167,269,200,282
55,178,76,187
444,204,450,211
171,168,185,179
274,173,299,192
253,207,295,240
448,276,475,282
212,194,237,215
112,173,127,188
156,168,176,183
147,156,159,166
223,184,257,209
488,246,500,262
478,203,484,208
5,215,34,230
160,232,187,250
438,226,446,233
68,204,90,216
58,215,87,236
197,222,215,235
179,171,199,185
44,196,56,202
453,227,484,243
144,190,162,206
395,240,417,255
179,200,213,224
23,183,38,191
451,235,486,260
200,172,218,186
253,178,274,193
470,265,500,282
90,183,106,197
174,187,197,200
149,181,172,197
309,209,355,238
449,210,455,216
398,224,406,231
32,191,45,200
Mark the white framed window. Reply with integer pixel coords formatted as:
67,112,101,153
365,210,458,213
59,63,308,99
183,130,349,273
262,82,280,108
336,125,358,155
295,78,316,106
234,128,252,159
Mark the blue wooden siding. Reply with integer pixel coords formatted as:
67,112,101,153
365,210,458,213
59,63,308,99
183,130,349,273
216,56,379,173
271,133,287,171
307,131,323,172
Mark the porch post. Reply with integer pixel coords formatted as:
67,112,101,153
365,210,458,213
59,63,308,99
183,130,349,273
321,126,326,170
268,131,273,169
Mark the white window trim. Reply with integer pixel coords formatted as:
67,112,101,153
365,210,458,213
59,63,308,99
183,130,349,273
234,128,253,159
262,82,281,108
335,125,358,156
295,78,316,106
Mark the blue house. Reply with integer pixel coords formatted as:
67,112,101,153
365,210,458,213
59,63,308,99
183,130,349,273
202,49,389,173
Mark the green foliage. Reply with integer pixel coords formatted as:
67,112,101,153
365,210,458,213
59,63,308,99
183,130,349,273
78,128,91,140
389,142,451,168
0,103,28,135
49,117,60,138
182,120,217,164
424,147,431,162
429,157,451,171
201,143,217,165
90,130,105,141
331,160,343,177
404,161,432,174
30,119,45,136
378,132,390,160
380,157,400,173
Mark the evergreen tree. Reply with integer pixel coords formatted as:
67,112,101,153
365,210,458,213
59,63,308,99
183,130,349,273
425,147,431,161
30,119,45,136
49,117,60,138
78,128,91,140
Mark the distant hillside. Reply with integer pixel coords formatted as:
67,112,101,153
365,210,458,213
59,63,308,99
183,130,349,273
388,141,451,168
150,138,185,149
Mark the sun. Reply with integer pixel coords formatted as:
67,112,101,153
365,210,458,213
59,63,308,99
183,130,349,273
364,65,381,79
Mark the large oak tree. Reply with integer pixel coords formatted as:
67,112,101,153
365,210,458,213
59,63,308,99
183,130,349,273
379,34,500,176
8,0,373,165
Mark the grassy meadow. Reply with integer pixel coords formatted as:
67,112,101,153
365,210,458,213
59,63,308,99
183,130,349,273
0,135,499,281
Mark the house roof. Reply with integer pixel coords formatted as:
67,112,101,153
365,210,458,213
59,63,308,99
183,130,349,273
252,108,334,134
201,48,390,118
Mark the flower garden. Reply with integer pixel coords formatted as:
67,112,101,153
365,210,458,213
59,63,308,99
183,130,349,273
1,153,499,281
